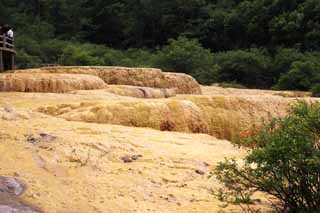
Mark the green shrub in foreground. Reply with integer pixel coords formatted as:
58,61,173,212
215,101,320,212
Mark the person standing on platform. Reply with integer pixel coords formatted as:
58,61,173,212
6,26,13,48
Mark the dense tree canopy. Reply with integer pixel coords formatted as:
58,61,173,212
1,0,320,91
2,0,319,50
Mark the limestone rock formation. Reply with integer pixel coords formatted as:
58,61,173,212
202,86,312,97
0,107,45,121
174,95,291,140
0,105,258,212
70,85,176,99
37,100,209,134
164,72,202,95
15,66,202,94
0,73,106,93
37,94,292,140
1,66,311,212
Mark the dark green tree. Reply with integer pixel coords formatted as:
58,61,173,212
154,36,219,84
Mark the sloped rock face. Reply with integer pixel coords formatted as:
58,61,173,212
0,73,106,93
202,86,312,97
37,94,292,140
174,95,291,140
70,85,176,99
15,66,202,94
1,67,309,212
37,100,209,134
0,107,45,121
0,106,254,212
164,72,202,95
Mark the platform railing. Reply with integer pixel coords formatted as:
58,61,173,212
0,35,14,49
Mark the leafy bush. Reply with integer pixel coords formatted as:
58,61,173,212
218,81,246,89
15,37,156,69
154,36,219,85
39,40,68,64
276,60,320,91
121,49,155,68
16,49,41,69
271,48,306,83
15,35,42,57
214,49,272,88
14,36,320,93
215,102,320,212
57,43,104,66
311,84,320,97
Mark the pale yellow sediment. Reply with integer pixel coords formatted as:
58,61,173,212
1,71,311,212
15,66,202,94
202,86,311,97
0,73,106,93
0,106,271,212
70,85,176,99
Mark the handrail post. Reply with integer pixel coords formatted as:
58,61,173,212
0,50,3,72
5,36,9,49
11,53,15,70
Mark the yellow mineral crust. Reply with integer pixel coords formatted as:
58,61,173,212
15,66,202,94
0,106,271,212
37,100,209,134
173,95,292,140
1,68,309,212
70,85,176,99
0,73,106,93
37,94,293,140
202,86,312,97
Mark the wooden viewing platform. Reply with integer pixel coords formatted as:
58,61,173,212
0,35,16,72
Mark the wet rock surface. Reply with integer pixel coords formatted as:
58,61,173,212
26,133,58,144
0,204,40,213
0,177,41,213
121,154,143,163
0,177,25,196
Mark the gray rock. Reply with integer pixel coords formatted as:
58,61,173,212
131,154,143,161
0,177,25,196
0,177,42,213
0,205,40,213
195,169,205,175
121,155,133,163
121,154,143,163
39,133,57,142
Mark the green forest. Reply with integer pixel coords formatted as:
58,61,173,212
1,0,320,92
